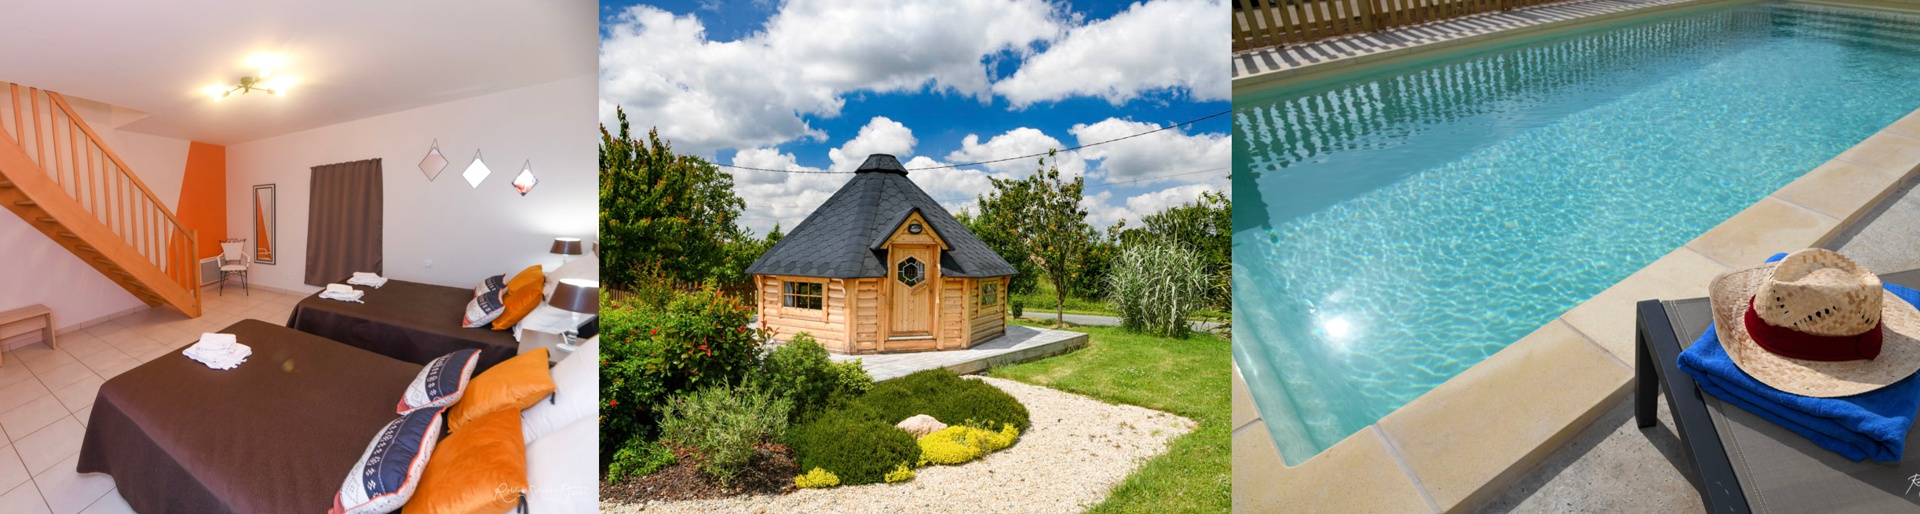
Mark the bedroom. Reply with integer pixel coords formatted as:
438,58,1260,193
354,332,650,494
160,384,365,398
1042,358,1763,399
0,1,599,513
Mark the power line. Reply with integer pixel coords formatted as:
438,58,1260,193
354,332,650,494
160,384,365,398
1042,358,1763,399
1084,166,1229,192
711,110,1231,174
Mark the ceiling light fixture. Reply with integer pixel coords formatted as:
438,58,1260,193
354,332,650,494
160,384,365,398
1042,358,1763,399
205,54,295,102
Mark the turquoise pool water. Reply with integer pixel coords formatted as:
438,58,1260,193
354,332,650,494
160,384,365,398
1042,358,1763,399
1233,2,1920,465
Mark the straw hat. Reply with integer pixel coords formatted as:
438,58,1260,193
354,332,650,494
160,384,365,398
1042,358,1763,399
1709,248,1920,397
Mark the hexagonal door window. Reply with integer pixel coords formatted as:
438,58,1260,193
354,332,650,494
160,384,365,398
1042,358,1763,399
896,257,924,287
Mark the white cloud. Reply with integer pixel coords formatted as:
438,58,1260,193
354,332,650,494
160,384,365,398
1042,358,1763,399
944,127,1087,178
599,1,1063,157
1082,183,1221,228
730,147,851,236
828,117,919,171
994,0,1230,107
1071,117,1229,184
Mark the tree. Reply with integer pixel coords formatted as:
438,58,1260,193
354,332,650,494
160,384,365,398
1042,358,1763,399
960,197,1039,296
978,151,1094,327
599,107,748,290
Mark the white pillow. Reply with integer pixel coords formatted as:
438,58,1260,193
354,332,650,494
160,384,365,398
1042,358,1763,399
522,337,597,444
525,417,597,514
543,256,599,299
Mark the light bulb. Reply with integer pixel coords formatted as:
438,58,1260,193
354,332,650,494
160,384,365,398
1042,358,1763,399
203,85,227,102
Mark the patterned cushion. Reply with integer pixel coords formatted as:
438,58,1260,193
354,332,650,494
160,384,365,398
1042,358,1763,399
397,350,481,414
473,274,507,297
329,405,447,514
461,289,507,329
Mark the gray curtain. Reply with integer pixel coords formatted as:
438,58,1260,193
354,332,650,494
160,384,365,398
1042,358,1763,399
304,158,383,286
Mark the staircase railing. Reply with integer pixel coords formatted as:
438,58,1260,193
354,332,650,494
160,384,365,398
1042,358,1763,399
0,82,200,304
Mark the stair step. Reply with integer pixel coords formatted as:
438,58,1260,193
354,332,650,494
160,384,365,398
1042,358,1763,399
0,179,12,188
35,217,56,224
56,231,78,238
74,245,95,253
92,257,118,267
14,200,34,207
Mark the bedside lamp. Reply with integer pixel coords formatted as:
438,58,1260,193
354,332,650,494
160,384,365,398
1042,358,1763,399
549,278,598,351
550,237,583,265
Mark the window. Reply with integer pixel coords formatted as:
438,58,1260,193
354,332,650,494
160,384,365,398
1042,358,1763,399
980,282,998,306
896,257,924,286
783,280,823,310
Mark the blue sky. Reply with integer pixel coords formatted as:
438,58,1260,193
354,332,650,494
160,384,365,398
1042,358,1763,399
600,0,1228,235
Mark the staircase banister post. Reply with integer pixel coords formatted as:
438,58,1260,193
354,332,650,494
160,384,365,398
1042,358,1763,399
42,91,188,230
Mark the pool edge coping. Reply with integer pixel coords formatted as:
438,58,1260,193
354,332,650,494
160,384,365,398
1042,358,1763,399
1231,0,1756,97
1233,79,1920,514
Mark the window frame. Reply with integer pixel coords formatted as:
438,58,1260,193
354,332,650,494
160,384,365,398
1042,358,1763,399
782,279,825,316
980,281,998,307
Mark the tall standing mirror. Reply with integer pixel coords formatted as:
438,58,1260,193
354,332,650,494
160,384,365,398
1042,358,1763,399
254,184,276,265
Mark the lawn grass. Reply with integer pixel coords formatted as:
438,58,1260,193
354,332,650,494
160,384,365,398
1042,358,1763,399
988,325,1229,514
1012,280,1231,322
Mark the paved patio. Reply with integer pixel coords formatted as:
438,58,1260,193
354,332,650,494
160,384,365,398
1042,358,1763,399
1485,162,1920,512
829,325,1089,381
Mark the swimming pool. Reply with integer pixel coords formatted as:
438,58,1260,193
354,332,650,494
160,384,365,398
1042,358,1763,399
1233,2,1920,465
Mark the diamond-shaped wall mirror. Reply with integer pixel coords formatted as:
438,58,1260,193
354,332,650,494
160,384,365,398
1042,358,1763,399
418,140,447,181
462,150,491,189
512,160,537,196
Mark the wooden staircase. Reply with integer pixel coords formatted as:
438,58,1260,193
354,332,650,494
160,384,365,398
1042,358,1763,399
0,82,201,318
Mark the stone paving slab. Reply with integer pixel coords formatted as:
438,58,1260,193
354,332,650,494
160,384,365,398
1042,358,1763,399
829,324,1088,381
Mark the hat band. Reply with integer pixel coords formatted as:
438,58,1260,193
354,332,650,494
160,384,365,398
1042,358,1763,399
1745,296,1883,361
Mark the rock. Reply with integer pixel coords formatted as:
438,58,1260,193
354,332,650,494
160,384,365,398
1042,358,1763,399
896,414,948,437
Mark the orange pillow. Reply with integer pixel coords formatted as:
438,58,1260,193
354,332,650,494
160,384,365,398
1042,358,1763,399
491,265,546,330
401,408,527,514
448,348,555,431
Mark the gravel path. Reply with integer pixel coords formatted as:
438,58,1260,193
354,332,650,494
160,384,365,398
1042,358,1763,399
601,376,1196,514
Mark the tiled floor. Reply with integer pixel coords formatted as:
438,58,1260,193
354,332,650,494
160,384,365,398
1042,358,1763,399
0,287,301,514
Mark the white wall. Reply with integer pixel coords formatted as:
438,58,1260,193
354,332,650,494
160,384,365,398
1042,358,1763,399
224,75,597,293
0,97,194,338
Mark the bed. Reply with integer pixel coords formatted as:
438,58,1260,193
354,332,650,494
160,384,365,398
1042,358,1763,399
77,319,421,513
287,278,518,371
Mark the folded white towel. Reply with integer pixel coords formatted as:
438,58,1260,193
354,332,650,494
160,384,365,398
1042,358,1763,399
319,288,365,303
347,272,389,288
326,283,354,293
197,333,236,352
185,336,251,370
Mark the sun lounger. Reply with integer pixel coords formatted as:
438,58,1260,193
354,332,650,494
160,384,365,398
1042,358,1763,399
1636,268,1920,513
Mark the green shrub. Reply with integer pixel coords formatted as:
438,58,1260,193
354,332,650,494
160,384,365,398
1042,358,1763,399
1107,239,1209,339
794,468,840,489
853,369,1030,432
657,382,791,486
1011,299,1024,318
758,332,872,423
606,437,676,484
917,423,1020,466
786,415,920,486
600,287,765,449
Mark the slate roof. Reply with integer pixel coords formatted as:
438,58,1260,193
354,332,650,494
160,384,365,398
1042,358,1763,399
746,154,1018,279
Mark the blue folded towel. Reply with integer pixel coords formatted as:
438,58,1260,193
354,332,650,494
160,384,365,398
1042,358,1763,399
1677,254,1920,462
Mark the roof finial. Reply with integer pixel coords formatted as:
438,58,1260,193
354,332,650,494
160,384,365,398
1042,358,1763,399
856,154,907,175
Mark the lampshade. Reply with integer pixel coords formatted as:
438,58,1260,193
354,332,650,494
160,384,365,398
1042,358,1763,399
549,278,598,314
550,237,583,256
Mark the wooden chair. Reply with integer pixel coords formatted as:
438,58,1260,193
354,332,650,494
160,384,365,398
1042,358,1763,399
218,238,251,296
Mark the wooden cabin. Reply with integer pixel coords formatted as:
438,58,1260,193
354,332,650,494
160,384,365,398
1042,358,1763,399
747,154,1017,354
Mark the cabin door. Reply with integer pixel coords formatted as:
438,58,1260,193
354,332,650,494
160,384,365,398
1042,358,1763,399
888,245,936,338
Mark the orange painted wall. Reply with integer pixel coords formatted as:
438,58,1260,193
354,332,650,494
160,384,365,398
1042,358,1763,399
176,142,227,259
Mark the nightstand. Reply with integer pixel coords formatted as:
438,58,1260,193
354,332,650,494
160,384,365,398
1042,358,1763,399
518,330,575,364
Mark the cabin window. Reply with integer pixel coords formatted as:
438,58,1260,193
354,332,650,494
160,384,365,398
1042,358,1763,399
783,280,824,310
980,282,997,306
896,257,925,286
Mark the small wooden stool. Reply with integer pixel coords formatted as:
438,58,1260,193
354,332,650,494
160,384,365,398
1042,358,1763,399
0,304,56,366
